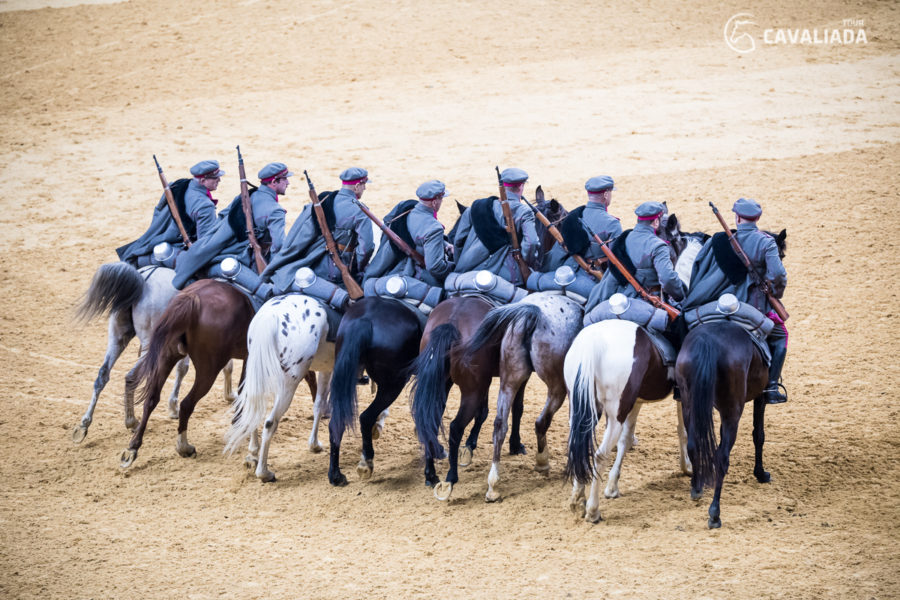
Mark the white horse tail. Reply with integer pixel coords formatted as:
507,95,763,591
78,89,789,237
76,262,144,321
223,302,285,455
564,320,637,484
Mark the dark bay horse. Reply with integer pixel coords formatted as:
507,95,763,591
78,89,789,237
676,321,771,529
73,262,237,443
120,279,253,468
327,297,424,486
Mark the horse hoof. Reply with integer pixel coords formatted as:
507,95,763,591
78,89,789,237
124,418,138,431
308,442,324,454
585,508,603,524
425,475,440,488
330,473,348,487
509,443,527,456
458,447,473,467
258,470,277,483
534,451,550,473
604,488,620,499
691,488,703,501
119,449,137,469
225,393,238,404
71,425,88,444
356,459,373,481
755,469,771,483
176,444,197,459
371,424,381,441
167,408,179,420
708,516,722,529
485,490,502,503
569,500,586,518
434,481,453,501
243,455,258,470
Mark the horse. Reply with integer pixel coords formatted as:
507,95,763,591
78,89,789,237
676,229,787,529
223,293,335,482
563,217,704,523
326,296,424,486
456,291,584,502
120,278,254,468
73,262,236,444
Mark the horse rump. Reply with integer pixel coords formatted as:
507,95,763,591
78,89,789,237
459,303,541,370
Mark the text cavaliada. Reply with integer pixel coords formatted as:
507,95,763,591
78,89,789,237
763,27,868,46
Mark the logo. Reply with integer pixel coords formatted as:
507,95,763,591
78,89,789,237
724,13,757,53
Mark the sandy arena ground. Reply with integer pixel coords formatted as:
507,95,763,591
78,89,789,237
1,0,899,598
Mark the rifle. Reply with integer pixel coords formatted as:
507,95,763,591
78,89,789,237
236,146,267,273
152,155,192,248
304,170,364,300
709,202,789,321
352,198,426,269
580,218,681,320
520,196,605,282
495,166,532,282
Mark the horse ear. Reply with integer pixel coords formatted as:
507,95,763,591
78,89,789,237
662,200,669,213
456,200,467,215
535,186,545,202
550,199,560,212
777,228,787,242
666,213,679,234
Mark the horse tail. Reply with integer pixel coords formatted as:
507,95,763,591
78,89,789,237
330,318,374,435
563,328,602,484
224,304,285,455
76,262,144,321
685,334,720,490
134,289,200,407
459,303,541,369
410,323,460,460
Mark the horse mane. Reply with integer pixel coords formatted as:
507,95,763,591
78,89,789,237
469,196,507,254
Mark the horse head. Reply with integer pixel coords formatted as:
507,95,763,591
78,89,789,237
533,185,568,259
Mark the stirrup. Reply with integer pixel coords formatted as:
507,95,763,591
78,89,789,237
764,382,788,405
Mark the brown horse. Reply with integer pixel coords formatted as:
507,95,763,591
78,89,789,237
120,279,254,468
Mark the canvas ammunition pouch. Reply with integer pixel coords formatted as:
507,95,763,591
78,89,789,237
444,270,527,306
526,266,594,306
584,296,669,332
207,257,273,312
134,242,185,269
683,299,774,340
290,267,350,312
364,274,444,315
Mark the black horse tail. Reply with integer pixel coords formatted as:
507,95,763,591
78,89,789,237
686,335,720,489
134,290,199,407
330,318,374,435
459,303,541,369
76,262,144,321
565,363,598,484
410,323,460,460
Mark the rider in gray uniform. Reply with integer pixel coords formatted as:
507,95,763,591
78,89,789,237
543,174,622,272
117,159,222,264
452,167,540,287
251,162,289,257
585,200,685,310
263,167,374,294
364,180,454,287
683,198,788,403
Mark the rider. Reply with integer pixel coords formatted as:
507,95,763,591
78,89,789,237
364,180,454,287
452,167,540,287
263,167,375,295
543,174,622,273
171,161,294,290
584,200,685,311
683,198,788,404
117,159,223,265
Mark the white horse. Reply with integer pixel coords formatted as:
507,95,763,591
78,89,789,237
224,294,336,482
564,235,703,522
73,262,236,444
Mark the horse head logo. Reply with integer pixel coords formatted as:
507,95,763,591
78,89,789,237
724,13,757,53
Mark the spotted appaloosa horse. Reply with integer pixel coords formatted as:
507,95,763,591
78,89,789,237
73,262,236,444
120,279,253,468
456,291,584,502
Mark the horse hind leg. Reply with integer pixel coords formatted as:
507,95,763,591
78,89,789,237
74,312,133,444
309,371,331,453
459,399,486,467
677,399,693,476
486,379,525,503
534,379,567,474
752,396,770,483
174,367,219,459
256,377,303,482
372,407,389,441
357,378,405,481
708,416,740,529
222,359,237,403
166,357,190,419
585,415,620,523
605,403,642,499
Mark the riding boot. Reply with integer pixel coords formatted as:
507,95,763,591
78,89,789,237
764,338,788,404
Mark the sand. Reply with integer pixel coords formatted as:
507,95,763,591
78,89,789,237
0,0,898,598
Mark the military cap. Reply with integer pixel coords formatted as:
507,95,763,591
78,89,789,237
340,167,369,184
258,162,293,183
190,160,225,179
585,175,616,193
500,167,529,185
416,180,447,200
732,197,762,220
635,201,665,220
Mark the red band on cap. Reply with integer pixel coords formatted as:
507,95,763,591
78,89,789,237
637,214,661,220
261,169,288,184
197,169,220,179
342,177,367,185
502,182,521,187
